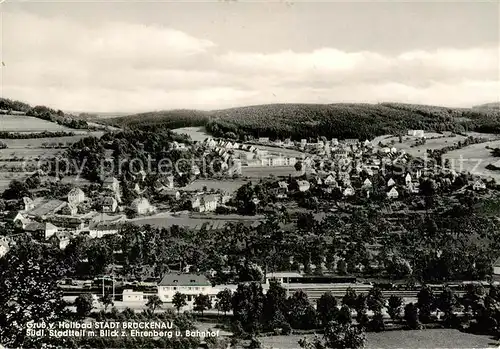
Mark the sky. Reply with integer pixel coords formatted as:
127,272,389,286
0,0,499,113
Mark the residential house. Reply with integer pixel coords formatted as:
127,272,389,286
493,256,500,275
88,222,121,238
258,137,270,143
297,180,310,192
24,222,59,240
67,188,85,206
343,186,355,197
275,181,289,199
473,180,486,191
387,178,396,187
123,289,146,302
324,175,337,186
50,231,72,250
157,273,214,307
164,190,181,201
13,212,30,229
59,203,78,216
134,183,145,195
0,237,10,258
387,188,399,199
23,197,36,211
131,198,155,215
407,181,420,194
300,139,307,148
102,196,118,213
102,176,120,193
362,178,372,188
191,194,219,212
405,173,412,185
331,138,339,146
205,138,217,149
191,165,201,176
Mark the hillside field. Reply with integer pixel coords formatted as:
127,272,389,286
0,114,75,132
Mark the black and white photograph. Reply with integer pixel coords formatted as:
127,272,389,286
0,0,499,348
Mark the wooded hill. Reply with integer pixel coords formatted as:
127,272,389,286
105,102,500,140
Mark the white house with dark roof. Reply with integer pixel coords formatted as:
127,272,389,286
157,273,214,306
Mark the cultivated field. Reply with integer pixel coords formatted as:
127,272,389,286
0,114,74,132
259,329,496,349
378,132,500,157
0,131,105,191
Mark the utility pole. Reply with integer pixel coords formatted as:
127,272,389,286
112,276,115,299
102,276,105,297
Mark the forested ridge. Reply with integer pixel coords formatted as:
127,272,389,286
106,102,500,140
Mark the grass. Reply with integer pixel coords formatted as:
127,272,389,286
181,179,247,194
443,139,500,182
172,126,211,142
258,329,497,349
242,166,301,178
0,114,74,132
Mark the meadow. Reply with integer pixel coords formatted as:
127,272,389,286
180,179,247,194
0,114,74,132
379,132,500,157
443,139,500,182
172,126,211,142
258,329,496,349
242,166,301,178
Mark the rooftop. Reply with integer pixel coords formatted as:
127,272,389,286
158,272,211,286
